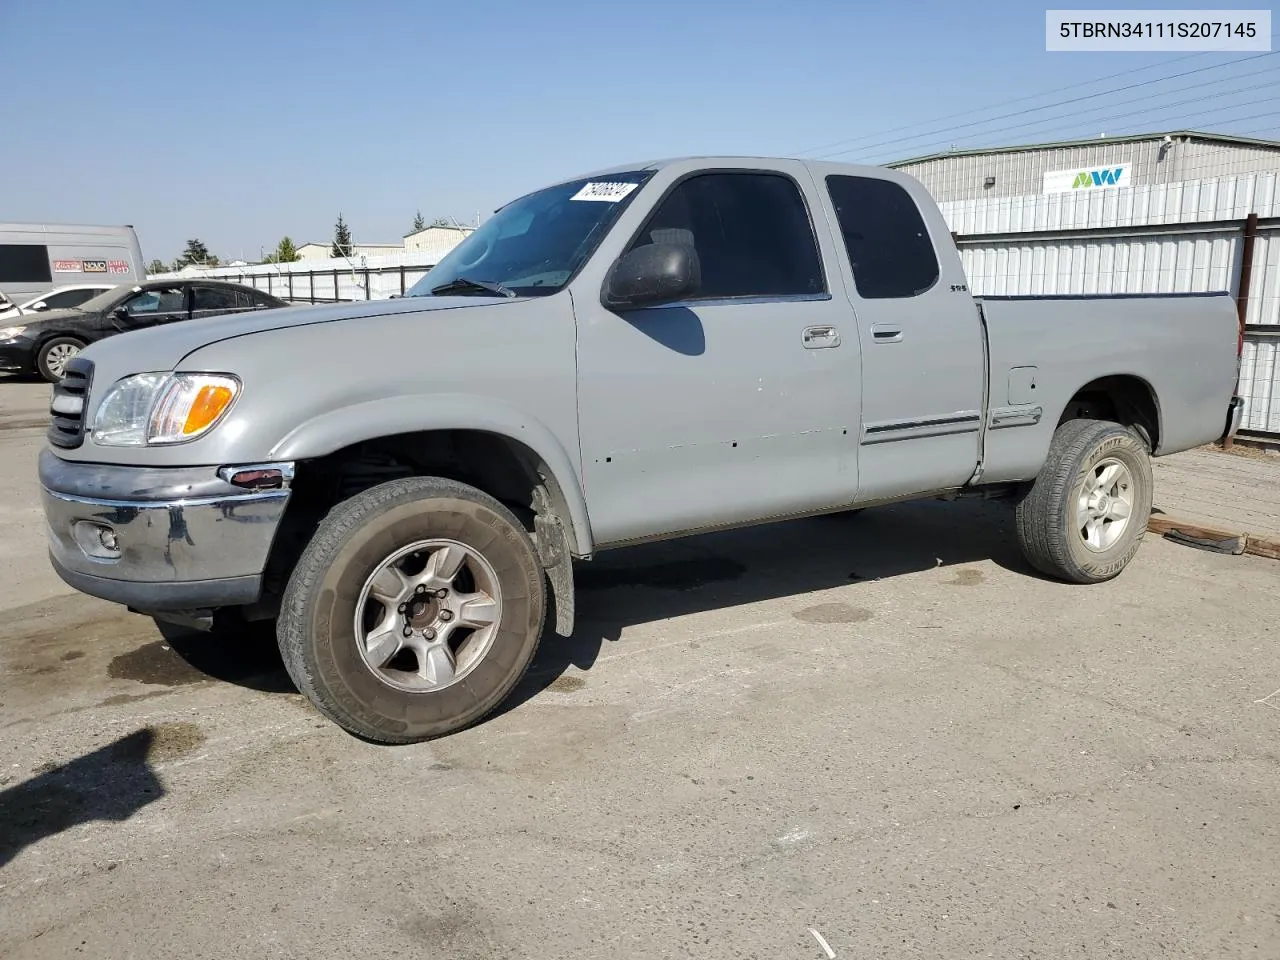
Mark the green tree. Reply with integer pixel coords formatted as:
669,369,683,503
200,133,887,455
145,259,168,275
174,239,218,268
411,210,426,233
332,214,353,259
262,236,301,263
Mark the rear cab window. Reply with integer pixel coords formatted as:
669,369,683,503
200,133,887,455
825,175,939,299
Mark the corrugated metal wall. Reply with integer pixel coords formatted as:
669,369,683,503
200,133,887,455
897,138,1280,202
958,232,1239,296
939,172,1280,437
1240,339,1278,432
1239,226,1280,433
937,173,1279,233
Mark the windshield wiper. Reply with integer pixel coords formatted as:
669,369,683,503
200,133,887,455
429,277,516,299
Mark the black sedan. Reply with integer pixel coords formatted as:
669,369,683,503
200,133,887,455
0,279,288,381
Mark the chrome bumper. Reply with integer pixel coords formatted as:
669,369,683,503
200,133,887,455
39,449,293,611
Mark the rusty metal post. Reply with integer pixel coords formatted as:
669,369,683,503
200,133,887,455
1237,212,1259,332
1227,213,1260,449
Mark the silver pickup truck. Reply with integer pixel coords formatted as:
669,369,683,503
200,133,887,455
39,157,1243,743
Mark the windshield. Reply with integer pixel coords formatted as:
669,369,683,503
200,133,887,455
75,285,135,313
406,171,654,298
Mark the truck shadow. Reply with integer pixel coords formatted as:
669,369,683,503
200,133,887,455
495,496,1033,718
0,729,164,871
147,498,1034,722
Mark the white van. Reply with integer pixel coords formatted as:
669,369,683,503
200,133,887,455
0,222,145,307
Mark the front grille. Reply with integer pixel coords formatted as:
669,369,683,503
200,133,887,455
47,358,94,449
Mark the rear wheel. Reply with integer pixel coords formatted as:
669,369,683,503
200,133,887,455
1015,419,1152,584
37,336,85,382
277,476,546,743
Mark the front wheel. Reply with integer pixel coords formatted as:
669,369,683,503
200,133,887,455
1015,419,1153,584
277,476,546,743
37,336,85,382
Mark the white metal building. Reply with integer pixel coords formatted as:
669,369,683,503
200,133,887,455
404,224,474,259
295,241,404,263
889,131,1280,441
892,130,1280,202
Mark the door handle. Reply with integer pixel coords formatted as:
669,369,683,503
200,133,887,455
802,325,840,349
871,323,903,343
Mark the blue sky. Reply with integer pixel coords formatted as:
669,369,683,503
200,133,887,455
1,0,1274,263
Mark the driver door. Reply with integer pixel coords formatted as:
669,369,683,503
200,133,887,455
112,285,189,333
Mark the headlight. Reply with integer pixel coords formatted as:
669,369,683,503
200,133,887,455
92,373,240,446
0,325,26,339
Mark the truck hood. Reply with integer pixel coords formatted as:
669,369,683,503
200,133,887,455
78,295,517,376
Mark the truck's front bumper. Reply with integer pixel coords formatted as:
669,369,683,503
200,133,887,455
39,449,293,612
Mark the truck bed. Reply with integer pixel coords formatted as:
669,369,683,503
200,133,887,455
976,292,1239,484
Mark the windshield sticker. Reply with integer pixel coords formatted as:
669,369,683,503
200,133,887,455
571,181,639,203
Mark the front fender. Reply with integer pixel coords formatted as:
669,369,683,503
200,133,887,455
270,393,593,556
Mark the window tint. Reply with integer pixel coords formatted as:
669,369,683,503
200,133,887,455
125,287,185,315
0,245,52,284
42,289,97,309
192,286,239,311
628,173,824,300
251,291,279,309
234,290,253,308
825,176,939,299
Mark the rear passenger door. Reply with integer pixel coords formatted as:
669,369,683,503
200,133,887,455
575,167,863,546
820,173,985,500
191,285,253,321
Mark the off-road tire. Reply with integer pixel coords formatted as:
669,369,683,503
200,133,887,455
277,476,546,743
1015,419,1153,584
36,336,85,382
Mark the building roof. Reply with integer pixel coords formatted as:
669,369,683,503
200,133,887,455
403,223,473,239
296,241,401,249
889,129,1280,167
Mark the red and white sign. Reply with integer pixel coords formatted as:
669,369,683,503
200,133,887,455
53,259,82,272
107,259,130,274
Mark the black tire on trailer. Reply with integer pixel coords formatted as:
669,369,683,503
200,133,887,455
36,336,85,382
1015,418,1153,584
277,476,546,744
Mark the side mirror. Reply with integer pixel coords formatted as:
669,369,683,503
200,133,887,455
30,301,46,311
602,242,700,309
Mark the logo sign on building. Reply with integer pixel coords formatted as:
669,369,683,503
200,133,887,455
1043,165,1131,194
52,258,131,274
